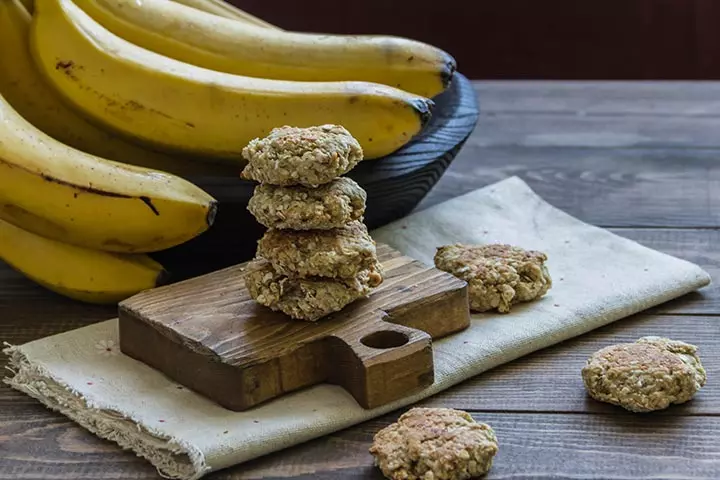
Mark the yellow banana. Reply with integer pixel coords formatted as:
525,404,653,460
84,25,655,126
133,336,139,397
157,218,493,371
73,0,453,98
0,218,166,304
170,0,279,29
0,90,217,254
18,0,34,12
31,0,433,161
0,0,231,178
20,0,277,28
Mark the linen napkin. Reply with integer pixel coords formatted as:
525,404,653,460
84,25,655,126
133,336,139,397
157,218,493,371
3,176,711,480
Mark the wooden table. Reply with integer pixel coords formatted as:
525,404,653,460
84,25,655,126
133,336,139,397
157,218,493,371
2,81,720,479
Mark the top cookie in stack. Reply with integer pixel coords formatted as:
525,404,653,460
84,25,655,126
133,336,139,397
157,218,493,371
241,125,363,187
241,125,384,322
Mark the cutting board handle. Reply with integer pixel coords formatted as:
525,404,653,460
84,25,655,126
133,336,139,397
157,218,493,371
325,317,434,409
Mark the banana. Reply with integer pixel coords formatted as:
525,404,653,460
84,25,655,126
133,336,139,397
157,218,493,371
73,0,453,99
0,0,231,178
18,0,34,12
27,0,279,29
0,218,166,304
0,90,217,254
170,0,279,29
31,0,433,161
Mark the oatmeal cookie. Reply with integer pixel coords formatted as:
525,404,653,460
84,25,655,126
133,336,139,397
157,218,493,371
257,220,382,281
240,125,363,187
581,336,707,412
369,407,498,480
434,243,551,313
244,258,379,321
247,177,366,230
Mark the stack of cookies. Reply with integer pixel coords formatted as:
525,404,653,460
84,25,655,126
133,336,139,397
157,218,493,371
241,125,384,322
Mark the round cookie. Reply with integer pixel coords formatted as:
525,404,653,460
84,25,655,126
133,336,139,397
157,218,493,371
369,407,498,480
256,220,382,280
247,177,366,230
240,124,363,187
243,258,381,322
434,243,551,313
581,336,707,412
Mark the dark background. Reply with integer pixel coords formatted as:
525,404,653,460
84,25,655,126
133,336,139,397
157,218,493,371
229,0,720,80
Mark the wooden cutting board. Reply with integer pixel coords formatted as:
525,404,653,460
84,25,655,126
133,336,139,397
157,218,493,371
118,244,470,411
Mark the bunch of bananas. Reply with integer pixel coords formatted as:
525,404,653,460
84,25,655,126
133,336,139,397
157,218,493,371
0,0,456,304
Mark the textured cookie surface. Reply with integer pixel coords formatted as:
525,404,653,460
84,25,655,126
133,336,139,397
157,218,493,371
247,177,366,230
581,336,707,412
243,258,378,321
240,125,363,187
257,220,382,280
433,243,551,313
369,407,498,480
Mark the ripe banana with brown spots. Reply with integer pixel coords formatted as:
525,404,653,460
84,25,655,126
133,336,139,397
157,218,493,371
0,89,217,254
31,0,433,161
0,0,231,178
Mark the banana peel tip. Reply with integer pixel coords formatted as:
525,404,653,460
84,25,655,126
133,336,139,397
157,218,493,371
206,200,218,227
441,55,457,90
413,98,435,128
155,268,172,288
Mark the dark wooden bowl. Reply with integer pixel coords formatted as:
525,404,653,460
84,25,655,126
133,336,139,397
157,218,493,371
151,73,479,280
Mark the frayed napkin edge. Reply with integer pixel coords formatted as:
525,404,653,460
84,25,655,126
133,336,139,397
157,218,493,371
2,342,210,480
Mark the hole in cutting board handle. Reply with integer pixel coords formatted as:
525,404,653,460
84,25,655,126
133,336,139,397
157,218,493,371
360,330,409,349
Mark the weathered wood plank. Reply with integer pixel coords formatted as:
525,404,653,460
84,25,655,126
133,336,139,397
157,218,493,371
475,81,720,116
4,409,717,479
0,410,159,479
421,314,720,415
232,412,720,480
472,113,720,148
470,82,720,149
419,146,720,228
